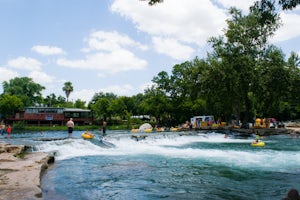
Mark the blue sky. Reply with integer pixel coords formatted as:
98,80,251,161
0,0,299,104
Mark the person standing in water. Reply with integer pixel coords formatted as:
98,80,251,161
0,123,5,136
66,118,74,138
6,124,11,139
102,118,107,137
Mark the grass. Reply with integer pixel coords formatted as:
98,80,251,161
11,124,134,133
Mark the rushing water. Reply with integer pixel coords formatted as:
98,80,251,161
2,130,300,200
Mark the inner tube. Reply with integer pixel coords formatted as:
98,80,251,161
251,141,265,147
81,132,94,139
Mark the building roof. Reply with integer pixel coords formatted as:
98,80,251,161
63,108,91,112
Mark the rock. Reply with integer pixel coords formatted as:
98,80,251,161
0,143,25,154
0,143,54,200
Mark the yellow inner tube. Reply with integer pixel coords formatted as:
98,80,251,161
81,132,94,139
251,141,265,147
144,129,152,133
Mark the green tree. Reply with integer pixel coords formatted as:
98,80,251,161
255,46,289,118
3,77,45,107
139,86,171,125
108,98,127,119
141,0,163,6
89,92,117,105
91,98,111,120
143,0,300,10
130,93,147,115
89,92,117,120
57,95,67,107
44,93,59,107
0,94,24,118
208,2,281,125
62,82,74,106
284,52,300,119
74,99,86,109
278,0,300,10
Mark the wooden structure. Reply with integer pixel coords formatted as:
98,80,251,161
6,107,93,126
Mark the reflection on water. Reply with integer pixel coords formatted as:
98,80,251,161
2,130,299,199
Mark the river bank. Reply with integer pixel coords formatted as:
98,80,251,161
0,143,54,200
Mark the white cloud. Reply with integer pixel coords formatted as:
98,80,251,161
217,1,300,44
31,45,66,56
216,0,256,12
28,71,55,84
152,37,195,60
8,56,42,71
71,84,135,103
111,0,300,61
272,12,300,43
57,50,147,74
0,67,19,84
111,0,228,59
82,30,148,53
98,84,134,96
139,81,154,92
72,89,96,103
57,30,148,75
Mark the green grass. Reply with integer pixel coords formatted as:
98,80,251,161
11,120,151,133
11,124,133,132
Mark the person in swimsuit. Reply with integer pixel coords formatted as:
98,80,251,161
66,118,74,138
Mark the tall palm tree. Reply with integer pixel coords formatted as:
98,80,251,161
62,82,74,106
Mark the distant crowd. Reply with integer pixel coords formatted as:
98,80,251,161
0,122,12,139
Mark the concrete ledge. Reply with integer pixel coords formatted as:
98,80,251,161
0,143,54,200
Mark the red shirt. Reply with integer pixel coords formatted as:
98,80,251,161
7,127,11,134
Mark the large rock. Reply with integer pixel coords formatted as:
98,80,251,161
0,143,54,200
0,143,25,154
139,123,153,131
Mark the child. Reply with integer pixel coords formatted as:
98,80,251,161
7,124,11,139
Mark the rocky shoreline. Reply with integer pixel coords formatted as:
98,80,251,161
0,143,54,200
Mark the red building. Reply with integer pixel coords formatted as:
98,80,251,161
6,107,93,126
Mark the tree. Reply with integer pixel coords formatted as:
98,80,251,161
141,0,163,6
74,99,86,109
131,93,147,115
3,77,45,107
284,52,300,119
0,94,23,118
62,82,74,106
255,46,289,118
57,95,67,107
139,86,171,125
208,1,281,125
44,93,59,107
108,98,127,119
278,0,300,10
89,92,117,105
91,98,111,119
142,0,300,10
88,92,117,120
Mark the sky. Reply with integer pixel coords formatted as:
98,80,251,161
0,0,300,104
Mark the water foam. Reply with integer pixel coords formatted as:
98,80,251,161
34,133,300,172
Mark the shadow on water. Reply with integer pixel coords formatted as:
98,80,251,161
87,134,116,148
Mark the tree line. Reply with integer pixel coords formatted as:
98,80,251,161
0,0,299,127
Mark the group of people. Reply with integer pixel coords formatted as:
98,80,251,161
0,123,12,139
66,117,107,138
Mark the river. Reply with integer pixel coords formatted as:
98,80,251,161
3,130,300,199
